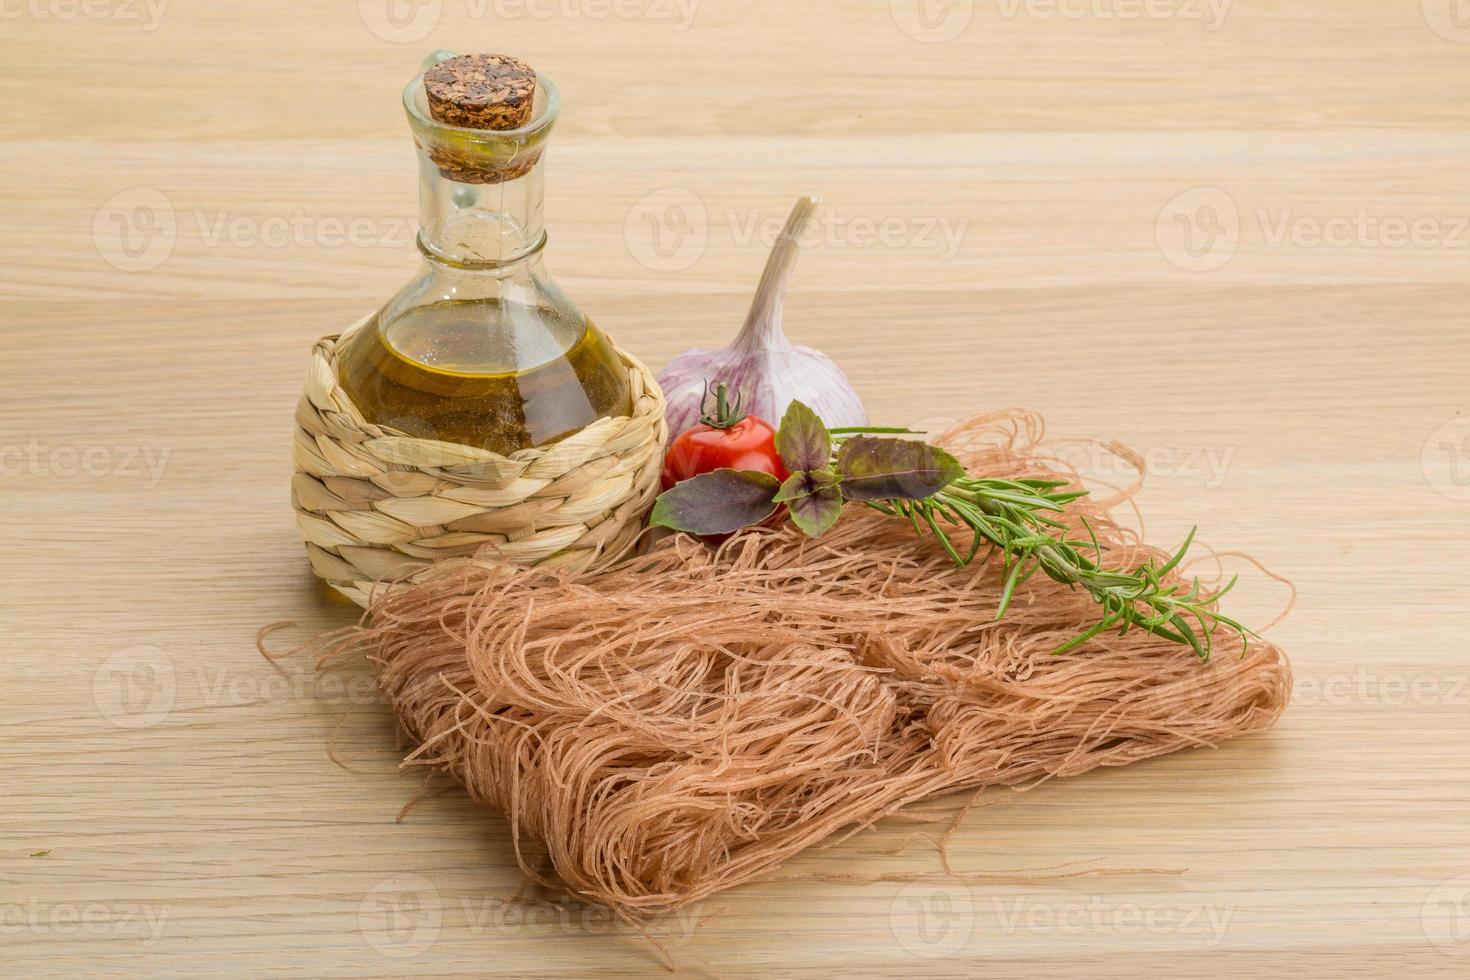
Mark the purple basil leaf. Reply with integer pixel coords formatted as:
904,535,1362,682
775,401,831,474
773,471,813,504
773,467,841,503
650,469,781,535
809,466,840,489
787,486,844,537
835,437,966,501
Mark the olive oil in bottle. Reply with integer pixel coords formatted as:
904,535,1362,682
337,300,630,455
335,51,631,456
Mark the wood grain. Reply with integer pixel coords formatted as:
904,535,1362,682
4,1,1468,975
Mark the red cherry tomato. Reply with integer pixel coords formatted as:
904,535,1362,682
661,415,789,490
660,383,789,490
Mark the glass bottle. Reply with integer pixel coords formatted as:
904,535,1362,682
336,52,632,456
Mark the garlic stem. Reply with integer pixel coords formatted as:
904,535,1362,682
732,195,820,354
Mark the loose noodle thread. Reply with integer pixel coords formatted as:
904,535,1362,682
307,411,1291,917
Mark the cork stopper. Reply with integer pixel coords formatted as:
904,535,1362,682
424,53,536,131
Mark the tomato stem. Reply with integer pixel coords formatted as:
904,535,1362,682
699,381,747,430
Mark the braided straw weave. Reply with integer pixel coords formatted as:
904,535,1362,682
292,320,667,606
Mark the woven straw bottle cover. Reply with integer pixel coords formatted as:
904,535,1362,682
292,53,667,606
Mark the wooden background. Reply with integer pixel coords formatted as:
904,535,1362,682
5,1,1469,975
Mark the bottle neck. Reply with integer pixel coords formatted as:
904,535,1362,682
416,154,547,269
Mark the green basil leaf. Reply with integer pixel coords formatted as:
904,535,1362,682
835,437,966,501
650,469,781,535
775,401,831,474
787,486,844,538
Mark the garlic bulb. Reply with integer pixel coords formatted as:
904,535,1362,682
657,196,868,438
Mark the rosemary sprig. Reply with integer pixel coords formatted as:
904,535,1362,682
870,478,1253,659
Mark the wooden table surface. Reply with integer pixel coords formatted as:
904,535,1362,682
5,1,1469,975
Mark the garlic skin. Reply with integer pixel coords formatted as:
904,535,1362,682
657,196,869,437
658,336,869,440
